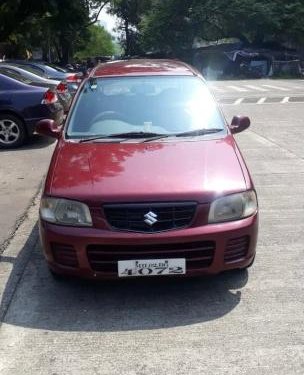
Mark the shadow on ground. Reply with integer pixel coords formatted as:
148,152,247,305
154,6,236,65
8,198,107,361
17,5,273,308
0,223,248,332
0,135,55,152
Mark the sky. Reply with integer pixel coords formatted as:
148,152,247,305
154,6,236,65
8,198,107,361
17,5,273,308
98,5,119,36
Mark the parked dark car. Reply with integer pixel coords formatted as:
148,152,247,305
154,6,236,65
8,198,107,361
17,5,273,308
0,64,72,113
0,73,64,148
7,61,82,95
37,59,258,280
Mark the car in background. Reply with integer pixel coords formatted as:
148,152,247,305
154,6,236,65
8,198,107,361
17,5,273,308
43,62,76,74
0,73,64,148
6,61,82,95
0,64,72,113
37,59,258,280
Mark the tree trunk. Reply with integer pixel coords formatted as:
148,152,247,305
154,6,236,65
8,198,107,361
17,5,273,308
236,34,250,46
42,47,48,62
125,19,130,56
61,46,70,65
253,31,265,46
59,36,71,64
54,42,63,63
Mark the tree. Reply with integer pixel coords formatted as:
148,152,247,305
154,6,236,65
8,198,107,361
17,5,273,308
0,0,51,57
273,0,304,45
139,0,304,57
1,0,304,62
140,0,197,56
74,25,115,59
109,0,151,55
0,0,111,63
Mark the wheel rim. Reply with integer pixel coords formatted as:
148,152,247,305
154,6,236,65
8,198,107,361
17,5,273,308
0,119,20,145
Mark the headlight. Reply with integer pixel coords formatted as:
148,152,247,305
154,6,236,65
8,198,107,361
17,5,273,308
208,190,257,224
40,198,92,227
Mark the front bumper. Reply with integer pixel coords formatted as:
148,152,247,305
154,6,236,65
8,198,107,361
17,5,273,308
39,213,258,280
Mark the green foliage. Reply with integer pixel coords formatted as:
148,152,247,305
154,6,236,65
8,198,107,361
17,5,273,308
74,25,115,59
137,0,304,55
140,0,198,54
1,0,304,61
109,0,151,55
0,0,111,63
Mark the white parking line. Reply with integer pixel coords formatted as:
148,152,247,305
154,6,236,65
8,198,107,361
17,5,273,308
257,97,267,104
234,98,244,105
227,85,248,92
244,85,268,92
262,84,290,91
281,97,290,103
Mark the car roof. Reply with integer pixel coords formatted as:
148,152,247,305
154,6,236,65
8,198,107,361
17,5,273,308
92,59,199,78
0,72,36,89
0,64,55,83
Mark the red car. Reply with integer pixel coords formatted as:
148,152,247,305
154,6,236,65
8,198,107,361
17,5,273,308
37,59,258,280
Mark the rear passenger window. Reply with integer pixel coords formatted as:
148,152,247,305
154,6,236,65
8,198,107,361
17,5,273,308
29,65,44,74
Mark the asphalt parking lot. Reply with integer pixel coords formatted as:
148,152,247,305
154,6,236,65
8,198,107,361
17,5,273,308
0,79,303,374
0,136,55,250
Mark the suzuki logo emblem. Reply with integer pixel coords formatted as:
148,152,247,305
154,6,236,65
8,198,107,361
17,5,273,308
144,211,158,226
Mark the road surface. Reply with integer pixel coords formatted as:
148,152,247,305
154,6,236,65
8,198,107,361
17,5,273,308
0,79,303,375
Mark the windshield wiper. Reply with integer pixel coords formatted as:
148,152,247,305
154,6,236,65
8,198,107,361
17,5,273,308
79,132,169,143
175,128,224,137
142,134,174,143
79,129,223,143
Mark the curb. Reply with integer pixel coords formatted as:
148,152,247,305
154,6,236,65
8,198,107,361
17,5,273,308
0,182,43,255
0,194,40,323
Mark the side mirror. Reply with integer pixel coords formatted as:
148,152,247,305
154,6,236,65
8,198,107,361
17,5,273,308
229,116,250,134
36,119,61,139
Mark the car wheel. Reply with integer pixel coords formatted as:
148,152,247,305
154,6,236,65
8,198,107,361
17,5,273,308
0,114,27,149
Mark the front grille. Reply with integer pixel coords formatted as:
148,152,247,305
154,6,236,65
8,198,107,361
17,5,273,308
103,202,197,233
87,241,215,273
224,236,249,263
51,243,79,268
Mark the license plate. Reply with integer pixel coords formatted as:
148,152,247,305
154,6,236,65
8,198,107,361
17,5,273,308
118,259,186,278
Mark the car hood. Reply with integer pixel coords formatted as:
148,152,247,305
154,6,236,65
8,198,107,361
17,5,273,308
49,136,247,204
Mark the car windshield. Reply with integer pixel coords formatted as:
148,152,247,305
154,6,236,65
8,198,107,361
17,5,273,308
0,69,32,85
41,64,64,74
15,64,45,78
45,63,68,73
15,64,44,78
66,76,225,139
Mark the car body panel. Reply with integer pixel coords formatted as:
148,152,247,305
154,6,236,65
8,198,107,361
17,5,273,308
39,59,258,279
0,64,71,112
93,59,197,78
0,73,64,134
40,213,258,279
6,61,80,95
0,63,60,85
46,135,248,204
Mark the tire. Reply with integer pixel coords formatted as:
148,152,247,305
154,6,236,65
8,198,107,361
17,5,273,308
0,114,27,149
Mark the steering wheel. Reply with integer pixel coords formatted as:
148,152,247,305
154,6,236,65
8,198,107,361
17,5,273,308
90,111,130,125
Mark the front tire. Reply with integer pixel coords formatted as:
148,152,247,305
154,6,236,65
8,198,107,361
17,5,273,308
0,114,27,149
